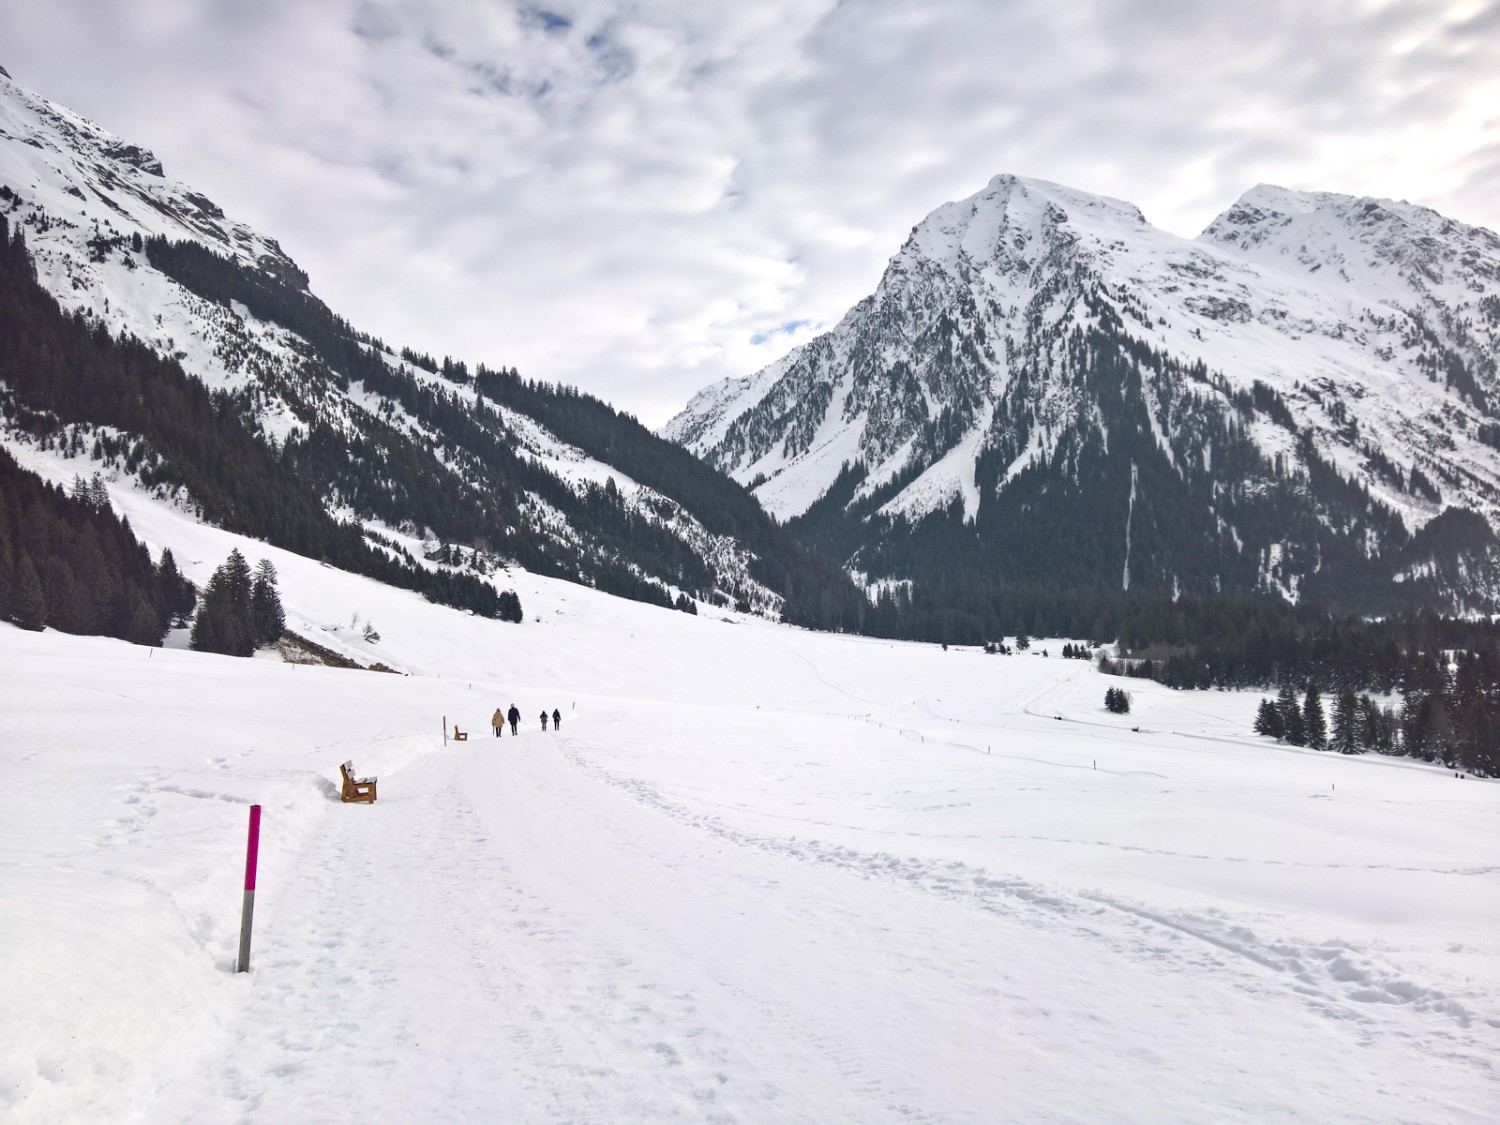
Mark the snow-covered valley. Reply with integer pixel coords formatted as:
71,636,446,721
3,464,1497,1124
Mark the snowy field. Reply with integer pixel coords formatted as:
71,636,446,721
3,478,1499,1123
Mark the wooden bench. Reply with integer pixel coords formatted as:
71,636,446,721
339,760,377,803
452,726,468,742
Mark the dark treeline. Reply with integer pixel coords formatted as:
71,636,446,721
1,217,516,619
1246,658,1498,777
472,364,872,631
0,451,188,643
1096,606,1500,696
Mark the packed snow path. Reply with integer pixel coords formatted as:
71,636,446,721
4,581,1498,1123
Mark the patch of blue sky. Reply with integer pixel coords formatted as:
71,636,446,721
751,320,812,345
521,7,572,34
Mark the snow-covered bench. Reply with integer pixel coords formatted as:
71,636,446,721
339,760,377,803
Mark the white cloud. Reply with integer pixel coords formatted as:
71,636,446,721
3,0,1499,426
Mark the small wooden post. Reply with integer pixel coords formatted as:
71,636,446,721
237,804,261,973
443,714,448,746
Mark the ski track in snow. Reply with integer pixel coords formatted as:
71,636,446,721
572,737,1496,1059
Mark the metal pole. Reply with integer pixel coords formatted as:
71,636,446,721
237,804,261,973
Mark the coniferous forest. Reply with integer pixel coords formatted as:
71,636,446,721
0,216,514,620
0,450,180,644
1241,655,1498,778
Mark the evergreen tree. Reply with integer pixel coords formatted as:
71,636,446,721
125,589,165,646
0,539,13,622
1253,698,1284,740
1277,683,1305,745
13,556,47,631
156,549,195,627
191,549,255,656
1424,696,1457,766
251,558,285,646
1303,685,1328,750
1331,685,1359,753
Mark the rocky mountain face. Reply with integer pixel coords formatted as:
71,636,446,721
0,68,866,627
666,174,1500,615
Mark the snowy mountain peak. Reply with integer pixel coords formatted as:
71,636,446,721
1199,182,1500,299
667,172,1500,613
0,69,297,280
897,173,1149,274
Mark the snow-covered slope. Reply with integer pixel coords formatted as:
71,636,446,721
0,66,785,619
667,174,1500,611
3,456,1497,1122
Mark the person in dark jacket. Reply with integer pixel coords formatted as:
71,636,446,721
540,710,549,731
507,704,520,735
552,708,561,730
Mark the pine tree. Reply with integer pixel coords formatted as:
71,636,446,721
1254,698,1284,740
157,548,197,627
1303,685,1328,750
251,558,285,646
1277,683,1305,745
125,589,164,646
1357,696,1384,754
13,556,47,631
0,540,13,622
191,549,255,656
1331,685,1359,753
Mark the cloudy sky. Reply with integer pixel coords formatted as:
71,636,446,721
4,1,1499,425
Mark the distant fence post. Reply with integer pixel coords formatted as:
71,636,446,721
443,714,448,746
237,804,261,973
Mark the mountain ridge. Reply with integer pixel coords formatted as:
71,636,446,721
0,68,868,630
666,172,1500,614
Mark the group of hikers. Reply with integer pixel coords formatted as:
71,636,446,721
490,704,562,736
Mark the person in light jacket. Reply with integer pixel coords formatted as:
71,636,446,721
492,707,504,737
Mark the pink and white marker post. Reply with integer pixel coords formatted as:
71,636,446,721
237,804,261,973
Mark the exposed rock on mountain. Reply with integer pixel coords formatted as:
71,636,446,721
667,174,1500,614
